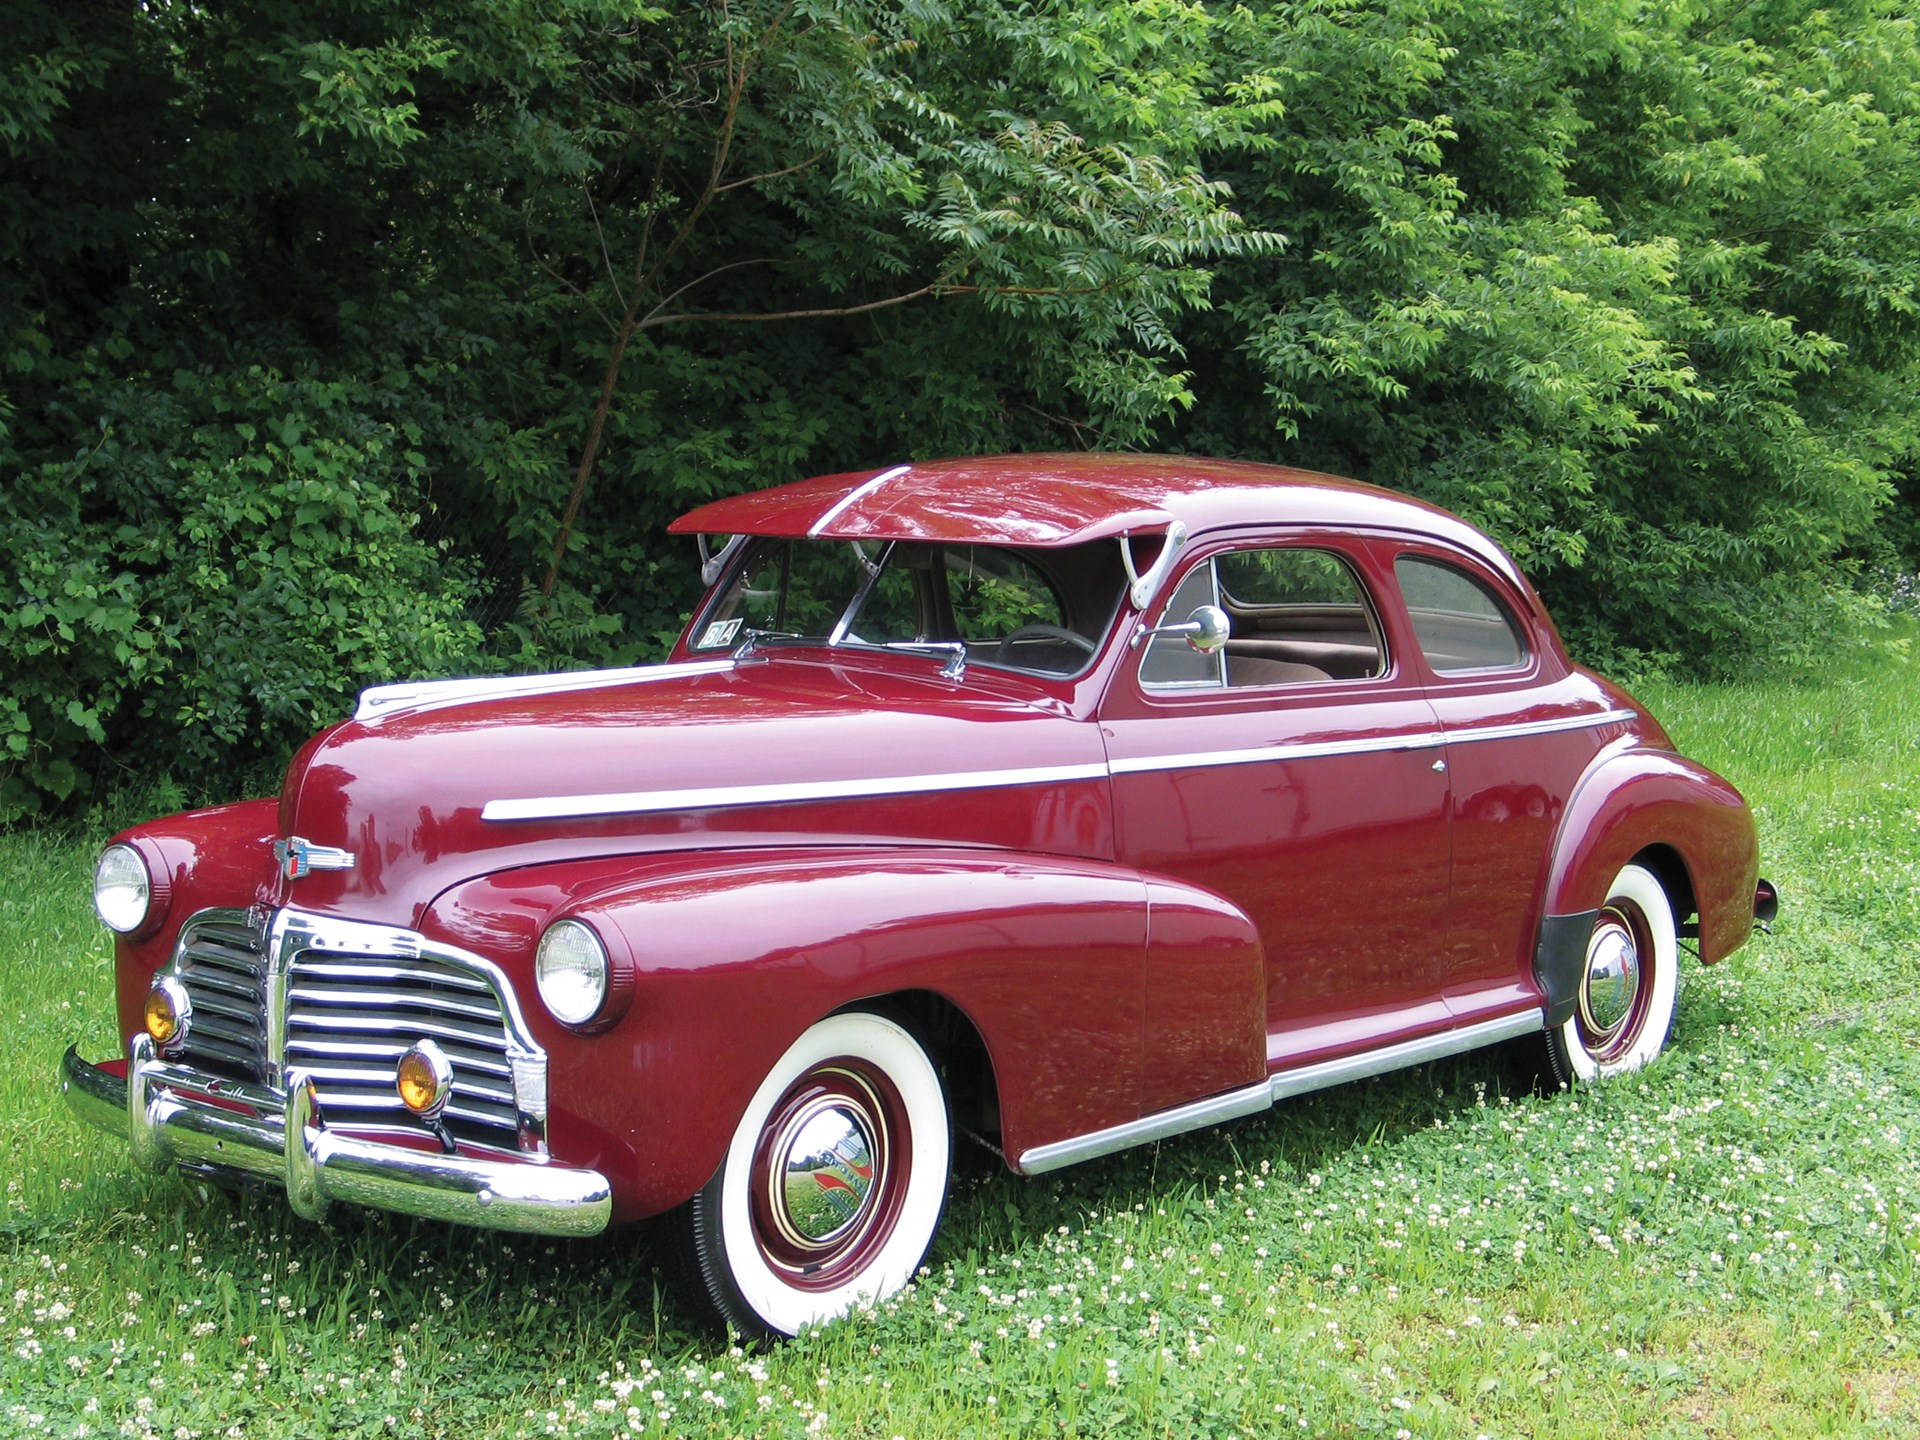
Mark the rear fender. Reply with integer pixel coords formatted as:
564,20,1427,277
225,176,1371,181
422,847,1247,1221
1541,744,1759,968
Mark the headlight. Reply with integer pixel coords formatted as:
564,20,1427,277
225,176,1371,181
536,919,611,1027
94,844,153,934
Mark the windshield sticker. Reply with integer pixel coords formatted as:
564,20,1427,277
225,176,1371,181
700,618,744,649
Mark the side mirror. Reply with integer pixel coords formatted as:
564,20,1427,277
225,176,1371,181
1131,604,1231,653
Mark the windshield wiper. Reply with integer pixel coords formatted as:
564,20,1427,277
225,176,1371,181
734,629,811,661
878,640,968,679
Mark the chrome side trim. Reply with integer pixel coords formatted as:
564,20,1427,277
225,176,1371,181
809,464,910,537
1016,1079,1272,1175
1267,1010,1543,1102
1110,730,1447,775
481,761,1111,823
1015,1010,1547,1175
354,661,734,722
1444,708,1637,745
1109,708,1636,777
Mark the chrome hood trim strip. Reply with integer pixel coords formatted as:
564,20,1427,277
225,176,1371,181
482,761,1112,823
355,661,735,722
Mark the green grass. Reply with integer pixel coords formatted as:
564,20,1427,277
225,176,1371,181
4,634,1918,1438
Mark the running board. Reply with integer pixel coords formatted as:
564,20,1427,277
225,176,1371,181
1015,1009,1543,1175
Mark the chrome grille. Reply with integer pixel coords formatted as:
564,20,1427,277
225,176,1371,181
285,948,521,1149
160,907,540,1155
174,914,270,1083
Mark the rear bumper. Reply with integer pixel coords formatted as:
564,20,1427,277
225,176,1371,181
60,1036,611,1238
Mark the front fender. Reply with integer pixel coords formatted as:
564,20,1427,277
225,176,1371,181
421,846,1190,1222
1541,743,1759,966
105,800,282,1045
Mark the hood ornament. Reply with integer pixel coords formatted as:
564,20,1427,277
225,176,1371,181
274,836,356,880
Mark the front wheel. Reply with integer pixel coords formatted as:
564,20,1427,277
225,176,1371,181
667,1011,950,1337
1545,862,1679,1085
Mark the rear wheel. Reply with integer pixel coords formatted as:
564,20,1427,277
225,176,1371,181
1545,862,1679,1085
667,1011,950,1337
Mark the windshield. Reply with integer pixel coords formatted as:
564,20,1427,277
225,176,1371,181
687,538,1124,678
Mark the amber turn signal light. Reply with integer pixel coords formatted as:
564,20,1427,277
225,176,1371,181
144,977,191,1055
395,1040,453,1119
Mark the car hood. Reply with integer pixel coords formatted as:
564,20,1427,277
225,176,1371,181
274,654,1114,926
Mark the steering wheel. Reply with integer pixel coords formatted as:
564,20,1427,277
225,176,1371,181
993,623,1098,667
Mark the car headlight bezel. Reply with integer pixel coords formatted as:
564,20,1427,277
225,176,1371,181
535,918,631,1031
95,843,166,937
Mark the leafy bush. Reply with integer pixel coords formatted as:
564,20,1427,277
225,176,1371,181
0,367,484,821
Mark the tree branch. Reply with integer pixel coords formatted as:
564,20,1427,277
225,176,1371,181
639,256,801,329
638,280,1113,329
540,6,794,600
716,149,828,193
522,214,614,336
584,186,627,311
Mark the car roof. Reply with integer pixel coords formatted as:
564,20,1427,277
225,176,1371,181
668,453,1519,581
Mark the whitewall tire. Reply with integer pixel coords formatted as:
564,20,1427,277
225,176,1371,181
1547,862,1679,1084
670,1010,950,1337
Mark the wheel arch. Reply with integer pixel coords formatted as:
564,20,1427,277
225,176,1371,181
1539,745,1757,967
1629,842,1696,933
861,989,1002,1155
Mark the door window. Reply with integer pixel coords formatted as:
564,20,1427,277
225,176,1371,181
1142,547,1385,690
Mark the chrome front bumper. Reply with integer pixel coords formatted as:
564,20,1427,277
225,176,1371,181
60,1035,612,1237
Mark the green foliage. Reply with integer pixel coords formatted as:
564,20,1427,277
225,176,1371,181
1179,0,1920,673
3,0,1919,812
0,367,484,820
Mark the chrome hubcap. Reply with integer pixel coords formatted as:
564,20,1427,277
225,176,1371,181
1580,915,1641,1038
769,1097,879,1250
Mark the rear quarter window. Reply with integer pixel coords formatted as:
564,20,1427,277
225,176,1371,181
1394,555,1528,673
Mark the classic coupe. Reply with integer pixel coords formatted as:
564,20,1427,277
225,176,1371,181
63,453,1774,1336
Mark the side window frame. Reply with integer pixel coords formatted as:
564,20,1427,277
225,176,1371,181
1136,557,1226,690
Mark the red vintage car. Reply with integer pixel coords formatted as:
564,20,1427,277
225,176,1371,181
63,453,1774,1336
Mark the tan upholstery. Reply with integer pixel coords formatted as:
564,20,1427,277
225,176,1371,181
1225,654,1331,688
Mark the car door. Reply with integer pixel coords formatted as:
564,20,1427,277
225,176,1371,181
1098,534,1453,1112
